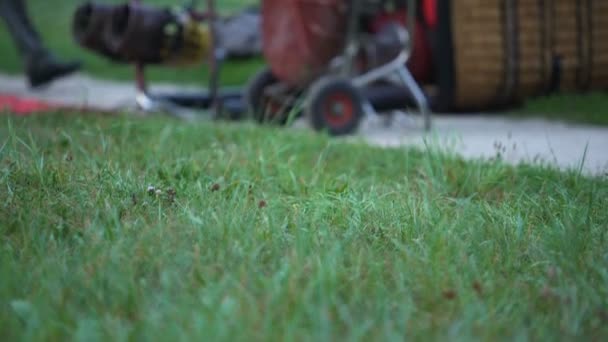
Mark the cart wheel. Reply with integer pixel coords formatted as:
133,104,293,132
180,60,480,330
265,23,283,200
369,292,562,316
307,77,364,136
245,67,286,124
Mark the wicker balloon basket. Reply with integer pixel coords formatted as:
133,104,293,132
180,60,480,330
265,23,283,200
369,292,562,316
434,0,608,111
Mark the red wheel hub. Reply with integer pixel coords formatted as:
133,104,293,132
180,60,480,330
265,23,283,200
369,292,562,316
323,92,354,127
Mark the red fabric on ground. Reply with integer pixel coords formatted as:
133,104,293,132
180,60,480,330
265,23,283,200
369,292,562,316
0,94,57,115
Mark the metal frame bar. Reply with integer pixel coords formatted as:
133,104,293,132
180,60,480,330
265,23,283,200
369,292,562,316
335,0,432,131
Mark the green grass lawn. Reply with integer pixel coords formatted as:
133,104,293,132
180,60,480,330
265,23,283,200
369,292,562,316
1,113,607,340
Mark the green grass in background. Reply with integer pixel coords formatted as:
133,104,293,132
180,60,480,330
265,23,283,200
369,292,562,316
518,91,608,127
1,113,607,340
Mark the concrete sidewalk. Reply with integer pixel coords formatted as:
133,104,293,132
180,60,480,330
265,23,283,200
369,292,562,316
360,113,608,175
1,72,607,176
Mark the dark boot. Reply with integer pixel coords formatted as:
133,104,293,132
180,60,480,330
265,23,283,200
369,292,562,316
25,51,81,88
0,0,81,88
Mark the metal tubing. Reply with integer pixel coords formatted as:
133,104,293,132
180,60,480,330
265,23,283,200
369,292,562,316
351,0,431,131
136,91,199,120
407,0,416,57
206,0,221,118
131,0,147,96
397,66,431,130
340,0,362,77
352,50,409,87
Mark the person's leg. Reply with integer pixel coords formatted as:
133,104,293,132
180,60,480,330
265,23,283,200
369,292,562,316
0,0,42,55
0,0,81,88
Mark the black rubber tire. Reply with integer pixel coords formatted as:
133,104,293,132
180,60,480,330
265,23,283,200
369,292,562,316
306,76,364,136
245,67,285,124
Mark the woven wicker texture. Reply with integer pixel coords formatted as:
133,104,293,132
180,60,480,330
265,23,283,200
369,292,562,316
449,0,607,110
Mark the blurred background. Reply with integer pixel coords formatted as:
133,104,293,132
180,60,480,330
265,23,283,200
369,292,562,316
0,0,606,126
0,0,261,86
